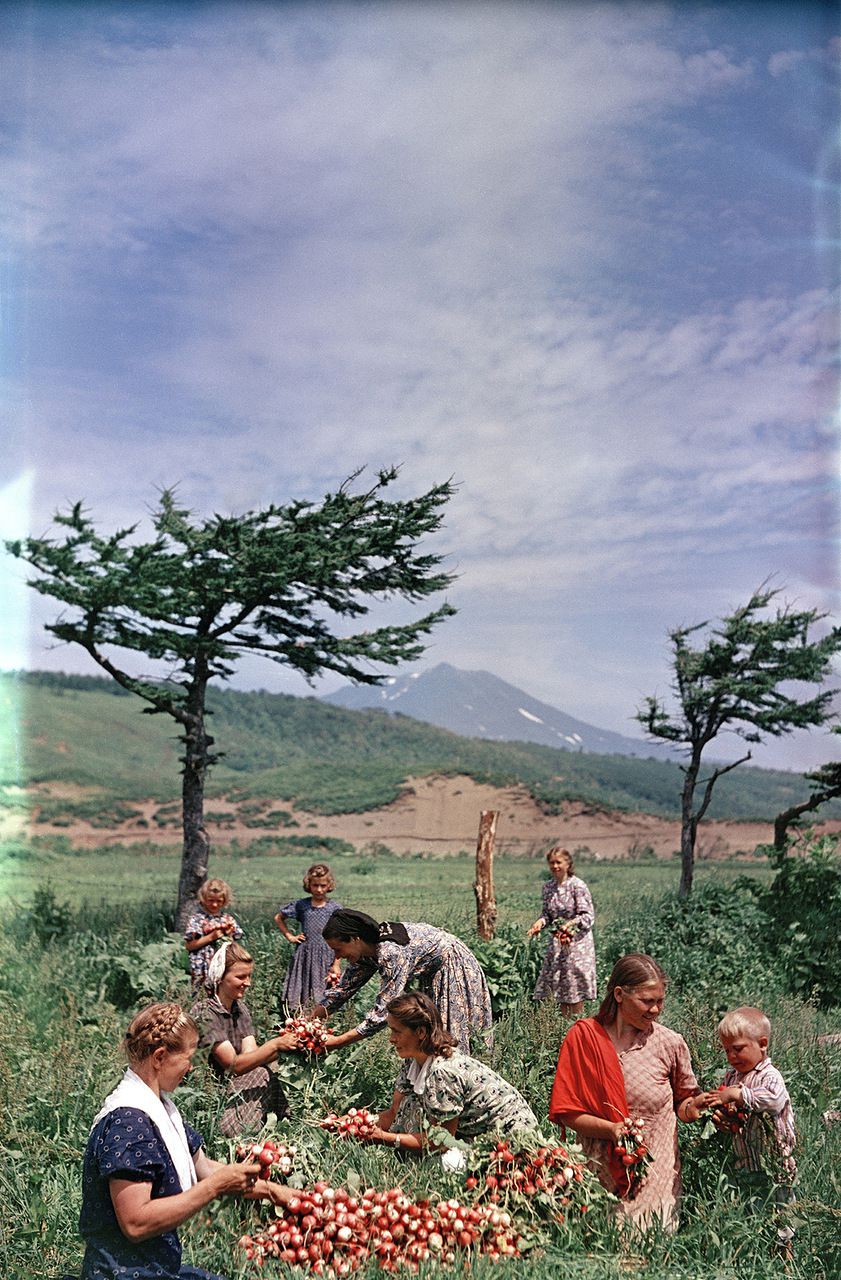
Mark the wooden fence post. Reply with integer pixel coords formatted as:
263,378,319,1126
474,809,499,940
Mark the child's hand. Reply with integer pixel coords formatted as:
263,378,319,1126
289,932,305,944
715,1085,742,1105
527,919,545,937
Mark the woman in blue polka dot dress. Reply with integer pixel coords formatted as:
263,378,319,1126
79,1002,263,1279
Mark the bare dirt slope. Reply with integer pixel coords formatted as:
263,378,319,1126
16,774,840,858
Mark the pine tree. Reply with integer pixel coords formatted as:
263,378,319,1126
636,586,841,897
7,469,455,920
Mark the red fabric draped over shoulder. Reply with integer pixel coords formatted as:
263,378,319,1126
549,1016,629,1196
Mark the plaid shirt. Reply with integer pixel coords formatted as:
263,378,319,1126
723,1057,797,1183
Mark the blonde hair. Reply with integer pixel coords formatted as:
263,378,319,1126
124,1002,197,1066
596,954,667,1026
198,878,232,909
222,940,253,972
547,845,574,876
303,862,335,892
717,1006,771,1044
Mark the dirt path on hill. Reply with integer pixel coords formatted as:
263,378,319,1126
14,774,841,858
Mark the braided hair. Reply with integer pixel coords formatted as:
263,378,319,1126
123,1002,197,1066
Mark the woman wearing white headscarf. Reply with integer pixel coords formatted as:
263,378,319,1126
190,941,295,1136
79,1001,262,1279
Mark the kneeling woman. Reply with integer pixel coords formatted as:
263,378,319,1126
360,993,537,1155
80,1002,261,1280
191,941,295,1137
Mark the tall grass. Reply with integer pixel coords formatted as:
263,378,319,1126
2,859,840,1280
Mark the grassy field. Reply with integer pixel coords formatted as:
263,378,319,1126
3,844,840,1280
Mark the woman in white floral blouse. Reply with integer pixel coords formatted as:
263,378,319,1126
355,993,537,1159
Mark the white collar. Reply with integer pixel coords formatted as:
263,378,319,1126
90,1068,197,1191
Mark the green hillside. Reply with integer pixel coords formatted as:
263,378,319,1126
1,669,835,822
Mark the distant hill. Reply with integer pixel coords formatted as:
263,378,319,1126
1,670,833,826
323,663,680,761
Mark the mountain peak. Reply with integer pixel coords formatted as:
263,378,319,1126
322,664,678,760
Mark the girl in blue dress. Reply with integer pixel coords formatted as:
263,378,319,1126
274,863,342,1011
79,1001,262,1280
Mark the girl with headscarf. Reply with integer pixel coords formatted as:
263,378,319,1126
190,941,295,1137
312,910,493,1052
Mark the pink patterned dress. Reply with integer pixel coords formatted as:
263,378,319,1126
579,1022,702,1230
533,875,597,1004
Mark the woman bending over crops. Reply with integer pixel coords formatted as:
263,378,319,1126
312,909,493,1052
550,953,716,1231
353,993,536,1160
190,941,295,1136
79,1001,263,1280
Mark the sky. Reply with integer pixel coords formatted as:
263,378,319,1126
1,0,839,773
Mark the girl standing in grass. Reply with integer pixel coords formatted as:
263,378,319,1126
274,862,342,1011
184,879,243,992
527,845,596,1017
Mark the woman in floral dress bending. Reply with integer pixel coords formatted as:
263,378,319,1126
528,846,596,1015
312,909,493,1052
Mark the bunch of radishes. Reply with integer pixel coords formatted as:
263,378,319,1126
321,1107,377,1139
612,1117,651,1200
236,1138,296,1178
215,913,238,936
709,1092,749,1135
324,970,341,990
549,918,579,945
465,1137,599,1219
238,1181,527,1273
277,1016,331,1054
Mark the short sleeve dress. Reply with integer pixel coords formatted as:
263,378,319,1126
184,908,244,990
394,1050,538,1139
533,875,597,1005
576,1022,701,1230
277,897,342,1010
80,1106,225,1280
191,994,288,1138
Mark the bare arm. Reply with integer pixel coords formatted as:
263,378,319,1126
110,1158,259,1242
274,912,305,944
211,1032,297,1075
558,1111,625,1144
185,928,223,952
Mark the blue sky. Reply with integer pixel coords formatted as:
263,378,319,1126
2,0,839,772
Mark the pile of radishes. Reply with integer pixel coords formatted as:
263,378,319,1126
321,1107,378,1139
464,1136,602,1220
238,1182,526,1273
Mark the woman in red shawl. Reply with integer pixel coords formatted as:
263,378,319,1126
550,954,716,1230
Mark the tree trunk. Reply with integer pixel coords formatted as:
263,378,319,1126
474,810,499,940
177,674,213,928
678,760,700,899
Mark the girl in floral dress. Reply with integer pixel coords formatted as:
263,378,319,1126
184,879,243,992
274,863,342,1011
528,846,596,1015
313,909,493,1052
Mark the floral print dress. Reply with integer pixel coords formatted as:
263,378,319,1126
320,922,493,1050
533,875,597,1004
394,1050,537,1139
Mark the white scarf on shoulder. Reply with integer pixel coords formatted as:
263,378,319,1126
90,1067,198,1192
